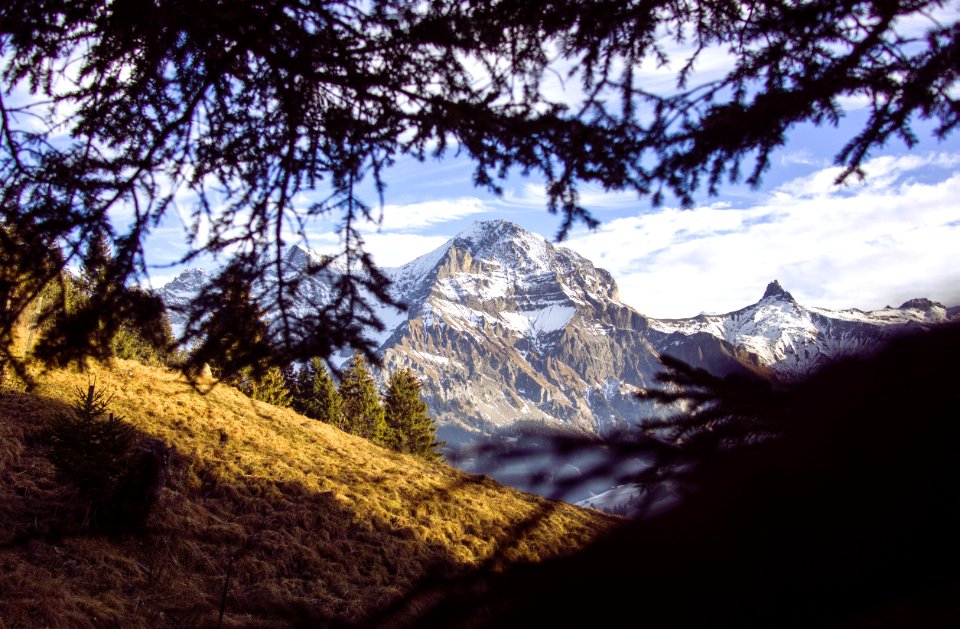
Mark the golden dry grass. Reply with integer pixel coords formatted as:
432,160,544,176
0,359,617,627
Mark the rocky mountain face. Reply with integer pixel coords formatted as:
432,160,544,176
159,267,209,330
159,220,956,503
377,221,670,447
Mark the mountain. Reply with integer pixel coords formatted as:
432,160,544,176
159,220,956,502
158,267,208,333
159,222,686,442
159,245,350,341
426,322,960,628
646,279,952,378
379,221,668,442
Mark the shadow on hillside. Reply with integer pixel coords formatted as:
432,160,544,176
385,321,960,627
0,393,84,542
354,470,593,628
152,476,465,627
0,385,580,627
11,322,959,626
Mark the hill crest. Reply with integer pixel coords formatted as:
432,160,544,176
0,359,613,626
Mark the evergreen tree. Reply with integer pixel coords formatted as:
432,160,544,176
339,352,387,445
282,363,298,398
291,363,312,414
296,358,343,427
64,228,175,365
46,382,135,503
187,265,274,383
6,0,956,375
45,381,169,533
78,229,112,296
246,365,293,408
190,272,292,407
111,309,176,365
384,367,444,461
75,229,114,349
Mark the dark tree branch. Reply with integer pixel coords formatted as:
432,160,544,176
0,0,955,371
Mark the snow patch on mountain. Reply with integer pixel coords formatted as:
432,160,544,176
383,241,451,298
577,482,678,517
807,301,948,325
500,304,577,336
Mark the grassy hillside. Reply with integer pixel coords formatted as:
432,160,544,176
0,359,616,627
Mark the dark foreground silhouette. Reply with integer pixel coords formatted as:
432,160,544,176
401,322,960,628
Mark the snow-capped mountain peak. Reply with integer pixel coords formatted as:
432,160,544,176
648,280,954,378
281,243,335,270
899,297,943,310
762,279,796,302
410,221,620,343
159,267,208,321
450,220,551,268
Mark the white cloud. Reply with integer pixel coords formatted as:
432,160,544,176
290,197,491,266
774,152,960,198
835,93,872,111
501,183,641,211
363,233,452,268
141,273,178,291
364,197,490,232
777,150,824,167
143,145,960,317
300,229,451,269
564,153,960,317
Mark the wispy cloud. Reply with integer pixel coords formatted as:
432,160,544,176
777,150,825,168
299,228,451,269
500,183,641,211
366,198,490,232
297,197,490,266
774,152,960,198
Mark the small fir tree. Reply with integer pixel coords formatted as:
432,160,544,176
45,382,169,533
339,352,387,445
74,229,114,349
384,368,444,461
78,228,112,296
246,365,292,407
45,382,135,502
282,363,298,397
292,362,312,414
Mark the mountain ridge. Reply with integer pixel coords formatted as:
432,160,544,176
159,220,957,495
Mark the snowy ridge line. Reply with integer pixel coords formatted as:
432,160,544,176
647,280,953,377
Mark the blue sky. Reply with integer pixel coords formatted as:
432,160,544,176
138,11,960,319
145,115,960,318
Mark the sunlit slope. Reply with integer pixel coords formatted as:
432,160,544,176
0,360,615,627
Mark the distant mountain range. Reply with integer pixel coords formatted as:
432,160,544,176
160,220,956,503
